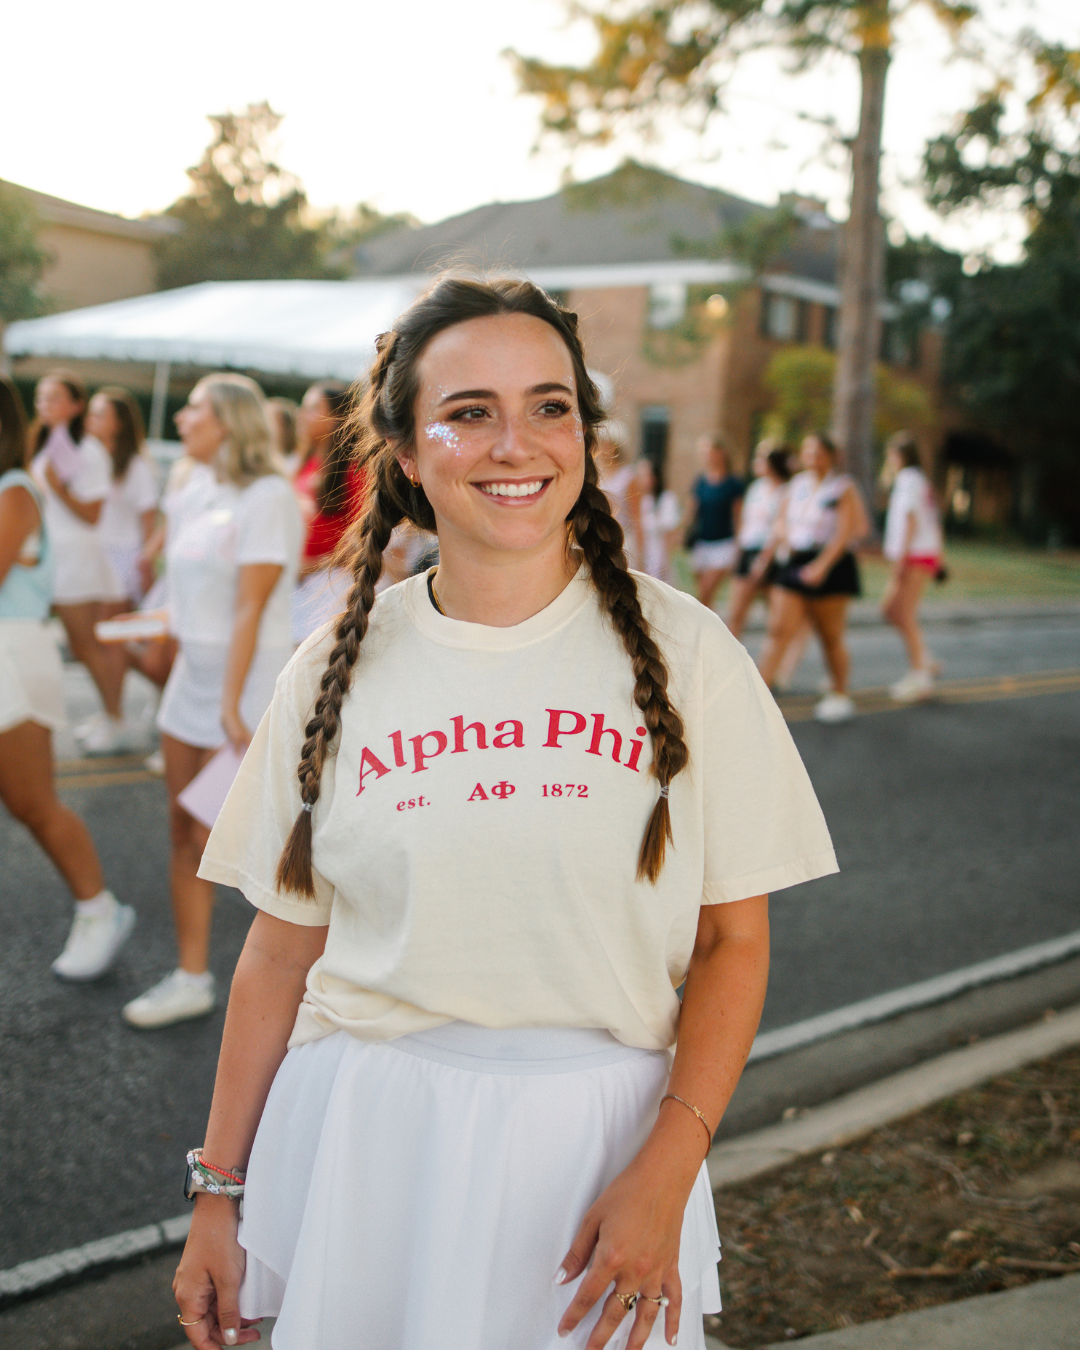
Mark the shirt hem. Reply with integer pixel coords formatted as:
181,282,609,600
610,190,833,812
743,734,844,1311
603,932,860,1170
701,848,838,904
197,857,332,926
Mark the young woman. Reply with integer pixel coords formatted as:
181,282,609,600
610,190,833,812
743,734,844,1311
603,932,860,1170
880,433,943,702
636,456,680,584
119,375,302,1030
0,377,134,980
266,398,300,475
757,433,867,723
29,371,126,753
173,278,836,1350
291,382,366,643
596,420,642,570
726,442,792,641
684,436,744,611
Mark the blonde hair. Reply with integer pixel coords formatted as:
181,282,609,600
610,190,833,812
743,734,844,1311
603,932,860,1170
195,373,280,486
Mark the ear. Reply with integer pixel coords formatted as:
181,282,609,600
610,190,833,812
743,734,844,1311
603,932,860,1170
393,443,418,487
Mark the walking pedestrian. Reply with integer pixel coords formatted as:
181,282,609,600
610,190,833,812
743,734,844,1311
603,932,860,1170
0,377,134,980
684,435,744,611
597,419,641,568
726,442,792,640
173,277,836,1350
291,383,366,643
636,456,680,583
29,371,127,752
121,374,302,1030
880,433,944,702
757,433,867,723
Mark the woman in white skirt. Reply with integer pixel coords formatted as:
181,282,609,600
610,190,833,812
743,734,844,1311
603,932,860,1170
29,371,126,751
175,278,837,1350
0,378,134,980
120,375,302,1030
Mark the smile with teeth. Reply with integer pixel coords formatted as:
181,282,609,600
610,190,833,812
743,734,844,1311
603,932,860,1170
477,479,547,499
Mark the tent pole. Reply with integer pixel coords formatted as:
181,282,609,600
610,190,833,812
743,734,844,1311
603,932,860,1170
149,360,171,440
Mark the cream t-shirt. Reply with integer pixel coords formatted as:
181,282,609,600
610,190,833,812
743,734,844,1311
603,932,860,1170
200,567,837,1051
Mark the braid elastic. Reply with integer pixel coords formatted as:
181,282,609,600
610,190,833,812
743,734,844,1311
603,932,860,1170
570,458,689,882
274,458,403,897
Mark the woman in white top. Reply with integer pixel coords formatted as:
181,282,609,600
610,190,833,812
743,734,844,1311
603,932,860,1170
756,433,868,723
29,372,125,745
0,377,135,981
172,277,836,1350
726,442,792,640
880,434,944,702
635,457,680,583
119,374,302,1031
597,419,642,569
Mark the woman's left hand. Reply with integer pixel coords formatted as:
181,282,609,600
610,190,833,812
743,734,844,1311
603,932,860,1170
554,1154,685,1348
221,707,252,754
798,559,828,587
44,461,66,497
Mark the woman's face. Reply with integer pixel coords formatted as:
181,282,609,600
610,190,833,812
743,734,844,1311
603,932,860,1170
801,436,832,475
398,312,586,562
636,458,657,495
86,394,121,448
298,387,336,449
752,450,769,480
698,437,727,476
35,379,82,429
175,385,226,462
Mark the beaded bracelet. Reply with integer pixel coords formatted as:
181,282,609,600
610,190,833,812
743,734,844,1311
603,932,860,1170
186,1148,246,1198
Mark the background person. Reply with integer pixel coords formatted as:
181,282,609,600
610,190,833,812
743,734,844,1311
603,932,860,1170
880,432,944,702
596,418,641,568
266,397,300,475
636,455,680,583
172,277,835,1350
726,442,791,640
29,371,126,753
0,377,134,981
120,374,302,1030
757,432,867,724
684,434,744,611
291,382,366,643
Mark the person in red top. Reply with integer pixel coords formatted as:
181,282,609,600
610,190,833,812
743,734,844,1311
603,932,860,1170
291,383,367,642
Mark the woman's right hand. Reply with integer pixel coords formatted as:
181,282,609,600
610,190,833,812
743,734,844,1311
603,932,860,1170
174,1195,261,1347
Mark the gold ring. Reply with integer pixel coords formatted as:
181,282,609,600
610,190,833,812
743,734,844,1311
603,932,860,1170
640,1293,671,1306
178,1313,204,1326
614,1290,639,1313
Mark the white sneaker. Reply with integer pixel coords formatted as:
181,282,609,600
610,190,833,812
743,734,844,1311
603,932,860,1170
144,749,166,775
51,894,136,981
122,969,216,1029
813,693,856,723
81,715,129,756
74,711,107,743
890,669,934,702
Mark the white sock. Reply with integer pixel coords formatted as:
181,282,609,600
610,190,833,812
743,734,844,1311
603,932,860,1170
175,967,213,987
75,889,115,918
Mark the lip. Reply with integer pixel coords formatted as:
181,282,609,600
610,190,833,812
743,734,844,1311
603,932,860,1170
472,477,552,505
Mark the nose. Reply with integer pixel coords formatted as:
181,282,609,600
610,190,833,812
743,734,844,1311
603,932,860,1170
489,411,537,464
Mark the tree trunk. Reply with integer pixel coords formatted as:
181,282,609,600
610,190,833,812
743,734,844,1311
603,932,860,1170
831,14,891,515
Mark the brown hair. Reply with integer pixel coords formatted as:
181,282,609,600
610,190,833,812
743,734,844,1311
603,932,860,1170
766,446,793,482
888,431,922,470
267,397,299,458
275,274,690,898
31,370,86,453
807,430,839,462
300,382,355,514
94,386,146,481
0,377,29,476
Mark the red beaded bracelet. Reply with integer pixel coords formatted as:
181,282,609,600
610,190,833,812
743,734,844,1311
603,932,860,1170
193,1149,246,1186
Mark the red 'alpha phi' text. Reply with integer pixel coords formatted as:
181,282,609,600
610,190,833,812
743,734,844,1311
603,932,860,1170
356,709,648,795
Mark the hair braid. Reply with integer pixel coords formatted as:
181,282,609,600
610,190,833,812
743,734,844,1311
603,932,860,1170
570,456,690,882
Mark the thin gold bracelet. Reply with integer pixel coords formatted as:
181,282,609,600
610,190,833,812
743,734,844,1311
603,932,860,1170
660,1092,713,1150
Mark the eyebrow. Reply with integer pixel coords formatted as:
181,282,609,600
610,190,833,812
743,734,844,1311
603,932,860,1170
437,382,574,406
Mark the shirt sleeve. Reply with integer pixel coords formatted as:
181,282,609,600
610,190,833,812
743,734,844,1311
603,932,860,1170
198,638,335,925
699,630,838,904
236,477,301,567
126,457,160,514
70,439,112,504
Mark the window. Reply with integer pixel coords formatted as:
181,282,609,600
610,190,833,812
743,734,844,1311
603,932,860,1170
640,406,670,477
761,292,798,341
648,282,687,329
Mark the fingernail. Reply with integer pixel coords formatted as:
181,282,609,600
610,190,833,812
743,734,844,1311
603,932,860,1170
222,1330,239,1346
553,1266,569,1285
670,1335,677,1346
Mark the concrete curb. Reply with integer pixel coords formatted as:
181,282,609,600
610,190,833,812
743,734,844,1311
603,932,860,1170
708,1002,1080,1190
0,1216,190,1304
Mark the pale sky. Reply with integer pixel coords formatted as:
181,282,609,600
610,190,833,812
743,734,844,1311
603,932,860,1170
3,0,1074,262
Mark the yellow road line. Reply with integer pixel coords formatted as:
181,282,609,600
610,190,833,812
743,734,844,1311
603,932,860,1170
780,668,1080,723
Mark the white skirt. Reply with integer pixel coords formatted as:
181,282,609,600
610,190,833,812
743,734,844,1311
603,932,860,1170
0,619,66,734
689,540,738,574
52,535,125,604
157,641,291,749
239,1025,722,1350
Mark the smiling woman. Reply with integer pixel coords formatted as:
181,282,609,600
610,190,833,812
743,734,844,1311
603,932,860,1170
173,274,837,1350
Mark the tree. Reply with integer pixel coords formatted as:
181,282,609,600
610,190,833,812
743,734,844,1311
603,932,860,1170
510,0,980,508
923,38,1080,539
157,103,345,289
0,182,49,323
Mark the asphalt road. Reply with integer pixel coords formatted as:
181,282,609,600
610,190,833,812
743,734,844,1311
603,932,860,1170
1,612,1078,1270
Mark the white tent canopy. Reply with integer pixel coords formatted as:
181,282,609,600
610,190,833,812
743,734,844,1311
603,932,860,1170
3,278,426,383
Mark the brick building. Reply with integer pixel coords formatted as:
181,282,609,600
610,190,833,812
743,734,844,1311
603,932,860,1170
352,162,936,498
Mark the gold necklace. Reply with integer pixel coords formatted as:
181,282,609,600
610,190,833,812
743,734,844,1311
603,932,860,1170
429,571,447,616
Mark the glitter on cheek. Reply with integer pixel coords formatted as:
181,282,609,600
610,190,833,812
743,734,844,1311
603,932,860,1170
424,420,462,450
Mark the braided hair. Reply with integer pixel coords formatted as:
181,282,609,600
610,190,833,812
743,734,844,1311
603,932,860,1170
275,275,689,897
